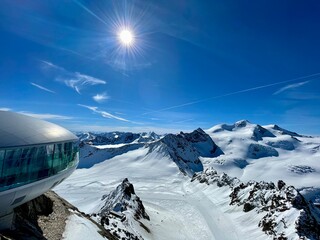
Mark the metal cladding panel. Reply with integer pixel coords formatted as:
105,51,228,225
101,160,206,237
0,111,77,148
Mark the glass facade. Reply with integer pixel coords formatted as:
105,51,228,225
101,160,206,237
0,141,79,192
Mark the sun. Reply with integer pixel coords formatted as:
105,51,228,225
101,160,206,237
118,29,134,46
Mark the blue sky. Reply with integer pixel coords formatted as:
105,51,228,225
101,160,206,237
0,0,320,134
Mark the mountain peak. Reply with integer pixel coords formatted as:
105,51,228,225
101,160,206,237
152,128,223,176
234,119,251,128
98,178,149,221
271,124,302,137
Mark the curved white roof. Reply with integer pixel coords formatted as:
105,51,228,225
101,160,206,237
0,111,77,148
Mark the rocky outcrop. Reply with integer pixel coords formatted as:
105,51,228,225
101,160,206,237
252,125,276,141
265,139,295,151
191,168,239,187
99,178,149,221
247,143,279,159
272,125,302,137
179,128,223,157
149,128,223,176
192,168,320,239
0,191,116,240
94,179,150,240
150,133,203,176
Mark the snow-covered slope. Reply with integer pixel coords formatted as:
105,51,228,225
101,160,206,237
192,168,320,239
205,120,320,189
55,121,320,240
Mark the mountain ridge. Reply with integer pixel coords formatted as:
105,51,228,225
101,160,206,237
53,120,320,240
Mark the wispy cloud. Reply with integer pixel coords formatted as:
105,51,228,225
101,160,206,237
30,82,55,93
60,72,106,94
41,60,106,94
78,104,130,122
19,111,73,120
40,60,63,70
0,107,11,111
142,73,320,115
93,92,110,103
273,81,309,95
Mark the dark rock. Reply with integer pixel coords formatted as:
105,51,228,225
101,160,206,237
277,180,286,190
100,178,150,221
243,203,255,212
194,167,320,240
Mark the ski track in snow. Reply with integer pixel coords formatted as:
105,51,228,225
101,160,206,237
181,182,239,240
141,183,240,240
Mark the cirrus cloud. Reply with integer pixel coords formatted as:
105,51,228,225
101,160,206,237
78,104,130,122
273,81,309,95
41,60,106,94
93,92,110,103
30,82,55,93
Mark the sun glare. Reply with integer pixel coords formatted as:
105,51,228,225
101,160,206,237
119,29,134,46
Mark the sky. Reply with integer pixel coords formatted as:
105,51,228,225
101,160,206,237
0,0,320,135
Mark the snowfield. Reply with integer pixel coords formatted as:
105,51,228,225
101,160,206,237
55,121,320,239
63,213,106,240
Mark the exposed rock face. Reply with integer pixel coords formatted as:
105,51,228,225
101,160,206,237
192,168,320,239
180,128,224,157
272,125,302,137
247,143,279,159
99,178,149,221
0,191,116,240
252,125,276,141
93,179,150,240
149,128,222,176
265,139,295,151
191,168,239,187
149,133,203,176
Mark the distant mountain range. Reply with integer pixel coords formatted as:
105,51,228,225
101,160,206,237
53,120,320,239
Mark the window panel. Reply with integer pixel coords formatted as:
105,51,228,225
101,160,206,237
0,141,79,192
0,150,5,178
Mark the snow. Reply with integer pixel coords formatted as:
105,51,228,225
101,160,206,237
205,121,320,189
95,143,127,149
55,120,320,239
63,213,105,240
55,146,249,239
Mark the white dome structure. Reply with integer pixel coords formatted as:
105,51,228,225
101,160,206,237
0,111,79,229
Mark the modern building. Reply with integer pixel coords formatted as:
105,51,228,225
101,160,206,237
0,111,79,229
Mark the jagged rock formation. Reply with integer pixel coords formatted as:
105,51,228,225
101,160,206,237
93,178,150,240
192,168,320,239
149,128,222,176
157,133,204,175
99,178,149,221
271,125,302,137
251,124,276,141
179,128,223,157
0,191,116,240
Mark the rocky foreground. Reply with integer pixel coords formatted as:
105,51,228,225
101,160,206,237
0,191,116,240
